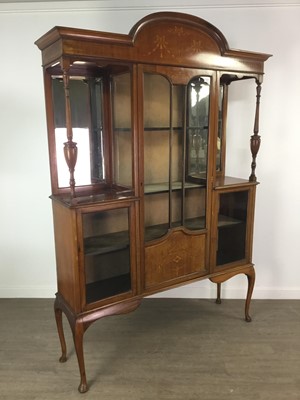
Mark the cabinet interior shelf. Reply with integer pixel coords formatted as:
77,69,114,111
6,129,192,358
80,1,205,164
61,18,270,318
84,232,129,256
86,274,131,303
84,215,244,256
218,214,244,227
52,189,134,207
145,181,204,194
144,126,183,132
114,127,184,132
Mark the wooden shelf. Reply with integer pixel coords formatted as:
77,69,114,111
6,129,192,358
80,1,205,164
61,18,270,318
84,232,129,256
214,176,258,190
145,181,204,194
218,214,243,227
144,126,183,132
51,188,134,207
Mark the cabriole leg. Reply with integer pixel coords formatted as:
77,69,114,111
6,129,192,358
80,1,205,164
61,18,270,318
54,295,89,392
72,320,88,393
216,282,222,304
245,266,256,322
53,297,141,393
54,298,67,363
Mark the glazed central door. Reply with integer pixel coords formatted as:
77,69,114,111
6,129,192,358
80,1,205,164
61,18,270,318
141,66,214,290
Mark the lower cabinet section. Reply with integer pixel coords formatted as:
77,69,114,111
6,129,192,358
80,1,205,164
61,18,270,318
144,229,206,288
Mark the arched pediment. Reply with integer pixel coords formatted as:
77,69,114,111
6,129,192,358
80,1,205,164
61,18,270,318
129,12,230,64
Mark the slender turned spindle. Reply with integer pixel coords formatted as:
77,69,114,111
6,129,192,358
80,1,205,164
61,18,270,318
249,82,262,182
63,69,77,197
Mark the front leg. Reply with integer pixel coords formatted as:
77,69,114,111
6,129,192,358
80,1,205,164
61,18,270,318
245,266,256,322
54,297,67,363
72,319,88,393
54,294,89,392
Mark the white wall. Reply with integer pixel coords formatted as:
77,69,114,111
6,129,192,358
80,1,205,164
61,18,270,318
0,0,300,299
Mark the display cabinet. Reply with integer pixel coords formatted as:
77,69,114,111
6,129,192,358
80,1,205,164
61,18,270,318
35,12,271,392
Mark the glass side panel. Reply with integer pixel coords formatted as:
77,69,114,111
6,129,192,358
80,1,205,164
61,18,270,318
112,72,132,188
217,190,248,265
186,76,210,181
82,208,131,303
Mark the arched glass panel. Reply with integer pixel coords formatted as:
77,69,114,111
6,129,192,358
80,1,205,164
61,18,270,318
143,72,211,241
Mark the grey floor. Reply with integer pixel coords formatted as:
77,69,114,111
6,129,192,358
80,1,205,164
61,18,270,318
0,299,299,400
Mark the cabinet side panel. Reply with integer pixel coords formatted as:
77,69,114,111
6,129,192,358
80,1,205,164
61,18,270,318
52,201,80,312
145,230,206,288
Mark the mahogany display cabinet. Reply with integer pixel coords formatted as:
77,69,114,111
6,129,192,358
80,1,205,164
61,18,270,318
35,12,271,392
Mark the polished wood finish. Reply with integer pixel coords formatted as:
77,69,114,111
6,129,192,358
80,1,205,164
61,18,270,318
36,12,271,392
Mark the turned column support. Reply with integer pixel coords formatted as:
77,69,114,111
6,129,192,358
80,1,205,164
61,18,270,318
62,62,77,197
249,81,262,182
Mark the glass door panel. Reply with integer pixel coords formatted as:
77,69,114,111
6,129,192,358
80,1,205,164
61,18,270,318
171,91,184,228
82,207,131,303
184,187,206,230
144,73,171,240
144,73,171,128
143,71,210,242
144,193,169,241
184,76,210,230
171,189,182,228
217,190,248,265
186,76,210,181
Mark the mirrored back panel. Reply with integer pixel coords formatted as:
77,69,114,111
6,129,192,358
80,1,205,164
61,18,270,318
49,63,133,195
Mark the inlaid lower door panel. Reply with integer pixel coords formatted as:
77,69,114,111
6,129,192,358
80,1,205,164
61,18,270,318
144,230,206,289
